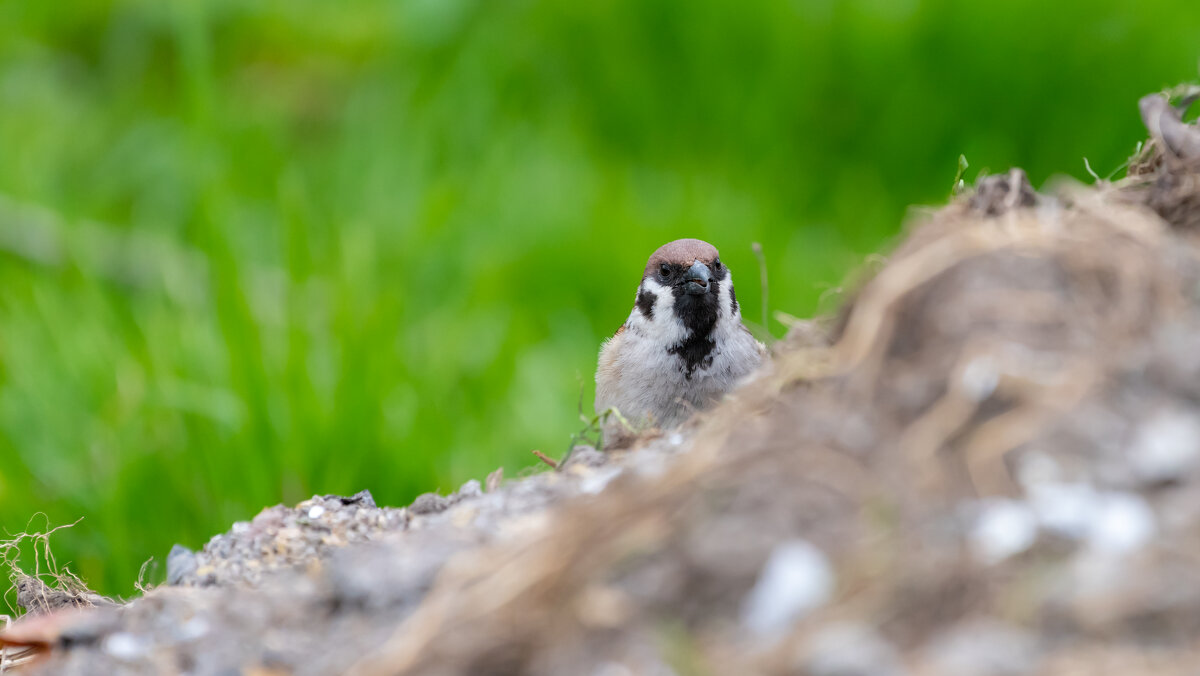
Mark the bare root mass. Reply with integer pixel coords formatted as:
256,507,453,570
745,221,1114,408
4,90,1200,676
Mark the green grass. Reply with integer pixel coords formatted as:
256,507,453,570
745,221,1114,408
0,0,1198,595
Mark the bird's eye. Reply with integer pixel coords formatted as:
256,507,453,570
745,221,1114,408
713,258,722,270
658,263,671,278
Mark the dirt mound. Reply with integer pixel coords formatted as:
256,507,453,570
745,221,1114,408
4,89,1200,676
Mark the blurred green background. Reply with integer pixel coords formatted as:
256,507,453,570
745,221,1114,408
1,0,1198,595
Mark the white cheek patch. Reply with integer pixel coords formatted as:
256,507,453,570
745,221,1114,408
643,278,673,320
717,274,732,319
626,278,689,345
724,272,743,321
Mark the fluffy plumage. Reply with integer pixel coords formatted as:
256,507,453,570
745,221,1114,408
595,239,765,445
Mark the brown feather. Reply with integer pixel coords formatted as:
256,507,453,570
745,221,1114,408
642,239,719,279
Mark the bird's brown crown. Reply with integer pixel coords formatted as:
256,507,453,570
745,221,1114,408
642,239,719,279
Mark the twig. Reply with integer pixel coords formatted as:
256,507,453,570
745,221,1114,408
773,310,802,328
531,450,559,470
1,613,9,673
135,557,155,594
485,468,504,493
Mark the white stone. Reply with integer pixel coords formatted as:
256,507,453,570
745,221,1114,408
102,632,149,661
307,505,326,519
1087,491,1156,553
970,499,1038,564
1027,482,1097,539
580,466,623,495
1129,410,1200,483
960,357,999,402
177,616,210,641
740,540,835,638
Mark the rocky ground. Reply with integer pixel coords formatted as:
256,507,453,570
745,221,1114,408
3,89,1200,675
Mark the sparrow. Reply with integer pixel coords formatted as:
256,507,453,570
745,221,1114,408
595,238,765,446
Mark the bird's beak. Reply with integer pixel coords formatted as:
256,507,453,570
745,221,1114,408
683,260,712,295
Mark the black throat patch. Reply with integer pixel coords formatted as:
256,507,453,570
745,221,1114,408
636,288,656,320
667,278,721,379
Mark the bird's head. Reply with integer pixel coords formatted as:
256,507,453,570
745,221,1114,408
627,239,740,346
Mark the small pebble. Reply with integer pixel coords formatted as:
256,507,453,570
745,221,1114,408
342,489,377,507
308,505,326,519
580,466,623,495
961,357,999,402
411,492,450,515
458,479,483,499
740,540,835,638
970,499,1038,564
176,616,210,642
1087,491,1156,553
1130,410,1200,483
1028,482,1096,539
102,632,149,661
166,544,197,586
